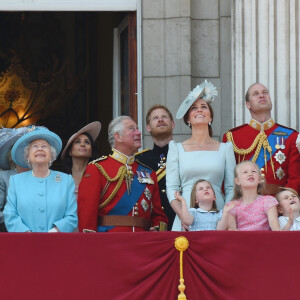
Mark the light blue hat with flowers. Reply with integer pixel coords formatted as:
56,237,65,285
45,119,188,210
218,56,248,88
176,80,218,119
11,126,62,168
0,127,30,170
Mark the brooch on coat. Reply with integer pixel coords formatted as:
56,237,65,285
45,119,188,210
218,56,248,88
55,174,62,183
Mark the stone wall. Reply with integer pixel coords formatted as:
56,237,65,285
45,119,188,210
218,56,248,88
232,0,300,131
141,0,232,148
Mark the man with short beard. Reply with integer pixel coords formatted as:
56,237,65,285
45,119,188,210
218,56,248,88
136,105,175,230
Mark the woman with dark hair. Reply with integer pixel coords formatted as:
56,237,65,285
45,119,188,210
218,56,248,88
61,122,101,194
166,80,236,231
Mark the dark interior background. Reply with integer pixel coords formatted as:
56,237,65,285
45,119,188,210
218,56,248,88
0,11,127,169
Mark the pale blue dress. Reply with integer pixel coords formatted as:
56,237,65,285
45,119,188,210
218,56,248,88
188,208,223,231
166,141,235,231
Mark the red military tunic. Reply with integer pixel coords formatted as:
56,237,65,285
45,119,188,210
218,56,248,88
223,118,300,194
77,150,168,232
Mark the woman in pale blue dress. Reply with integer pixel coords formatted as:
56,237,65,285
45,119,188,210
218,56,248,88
166,80,236,231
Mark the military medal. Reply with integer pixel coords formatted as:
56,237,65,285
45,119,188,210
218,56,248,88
144,187,152,200
274,150,286,165
274,132,287,149
158,154,166,169
141,199,149,212
276,167,285,180
280,137,285,149
137,169,154,184
275,137,281,149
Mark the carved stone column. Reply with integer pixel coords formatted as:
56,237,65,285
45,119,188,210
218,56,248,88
232,0,299,130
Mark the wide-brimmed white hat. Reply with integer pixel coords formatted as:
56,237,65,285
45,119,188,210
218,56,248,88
0,127,30,169
11,126,62,168
176,80,218,119
61,121,101,160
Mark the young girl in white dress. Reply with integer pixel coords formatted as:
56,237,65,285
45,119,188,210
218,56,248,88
175,179,235,231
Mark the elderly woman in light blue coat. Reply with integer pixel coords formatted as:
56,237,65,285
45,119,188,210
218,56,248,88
4,126,77,232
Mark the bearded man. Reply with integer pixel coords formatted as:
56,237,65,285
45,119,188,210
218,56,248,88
136,105,176,230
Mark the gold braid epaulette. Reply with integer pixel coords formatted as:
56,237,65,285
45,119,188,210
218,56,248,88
226,131,276,178
226,131,266,163
226,131,268,162
93,162,127,209
89,156,107,164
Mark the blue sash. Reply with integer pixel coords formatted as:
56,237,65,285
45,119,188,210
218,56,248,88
252,126,293,168
97,164,151,232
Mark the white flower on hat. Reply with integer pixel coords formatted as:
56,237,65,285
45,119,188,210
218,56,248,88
176,80,218,119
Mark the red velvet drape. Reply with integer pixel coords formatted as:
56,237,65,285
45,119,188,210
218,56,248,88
0,231,299,300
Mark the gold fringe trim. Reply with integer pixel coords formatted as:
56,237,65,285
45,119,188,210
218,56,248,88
175,236,189,300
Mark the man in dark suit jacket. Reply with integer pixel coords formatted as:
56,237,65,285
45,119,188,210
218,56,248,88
136,105,176,230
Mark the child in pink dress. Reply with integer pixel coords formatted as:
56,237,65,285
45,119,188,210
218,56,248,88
228,161,281,231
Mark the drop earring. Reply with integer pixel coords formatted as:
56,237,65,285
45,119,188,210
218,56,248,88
188,122,191,127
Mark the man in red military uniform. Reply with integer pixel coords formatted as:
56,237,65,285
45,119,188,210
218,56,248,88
223,82,300,195
77,116,168,232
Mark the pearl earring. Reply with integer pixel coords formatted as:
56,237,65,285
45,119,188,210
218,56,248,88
188,122,191,127
209,121,212,125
